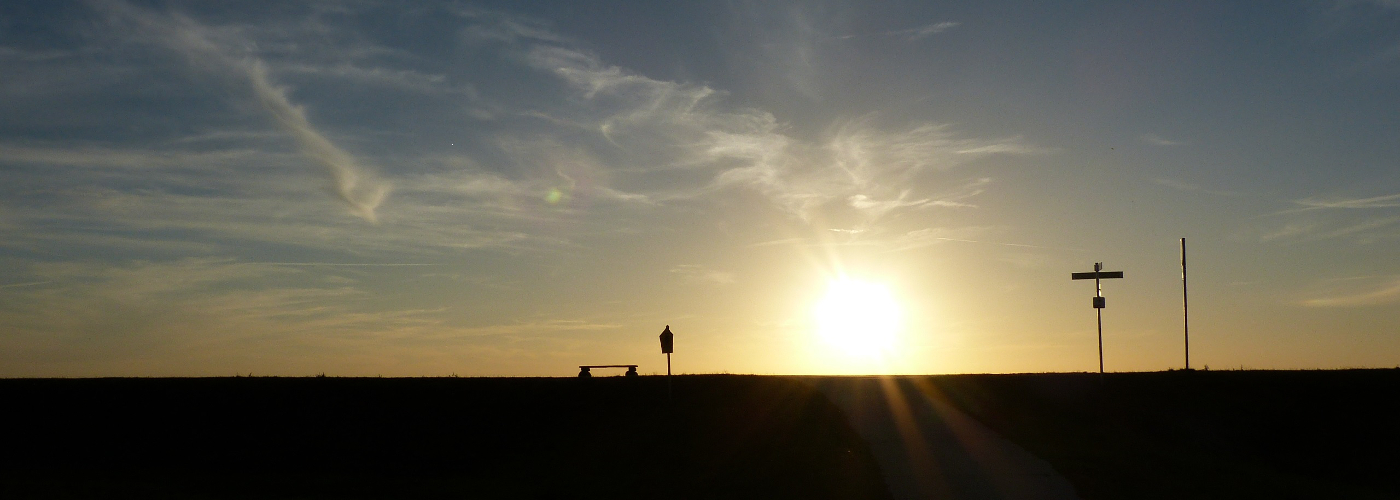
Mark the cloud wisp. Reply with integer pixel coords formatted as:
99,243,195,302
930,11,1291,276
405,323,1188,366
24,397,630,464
669,264,737,285
101,2,391,223
1301,276,1400,307
0,281,53,289
521,38,1050,233
0,258,511,376
890,21,962,41
839,21,961,41
1260,189,1400,243
1151,178,1245,197
1292,192,1400,210
1140,133,1186,146
246,62,390,222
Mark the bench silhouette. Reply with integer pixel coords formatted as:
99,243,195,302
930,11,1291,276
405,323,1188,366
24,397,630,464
578,365,638,378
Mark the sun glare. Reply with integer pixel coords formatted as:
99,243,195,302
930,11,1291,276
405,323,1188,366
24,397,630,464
813,278,902,358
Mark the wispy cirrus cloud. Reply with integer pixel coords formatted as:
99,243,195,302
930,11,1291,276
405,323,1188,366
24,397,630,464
1259,215,1400,243
0,257,549,376
1,4,1055,263
445,7,1053,239
521,39,1051,231
1140,133,1186,146
98,1,391,223
0,143,269,170
1262,191,1400,243
1152,178,1245,197
897,21,961,40
838,21,961,41
1301,276,1400,307
889,227,1068,252
669,264,737,285
277,62,474,97
1260,221,1320,242
0,281,52,289
1292,192,1400,210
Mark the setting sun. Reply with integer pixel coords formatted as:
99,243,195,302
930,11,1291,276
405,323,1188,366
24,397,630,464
814,279,903,357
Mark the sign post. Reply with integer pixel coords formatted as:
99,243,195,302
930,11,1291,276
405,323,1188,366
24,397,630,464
659,325,674,400
1071,263,1124,377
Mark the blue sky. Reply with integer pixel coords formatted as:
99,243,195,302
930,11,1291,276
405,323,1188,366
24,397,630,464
2,1,1398,376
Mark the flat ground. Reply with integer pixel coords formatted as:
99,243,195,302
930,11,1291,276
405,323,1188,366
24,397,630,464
813,376,1081,500
925,370,1400,500
2,370,1397,499
0,376,888,499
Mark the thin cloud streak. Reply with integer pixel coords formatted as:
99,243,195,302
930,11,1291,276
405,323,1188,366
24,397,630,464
1301,277,1400,307
891,228,1079,252
100,1,391,223
264,263,441,267
899,21,961,40
1152,178,1245,197
0,144,265,170
669,264,737,285
1140,133,1186,146
0,281,53,289
839,21,961,41
1292,192,1400,210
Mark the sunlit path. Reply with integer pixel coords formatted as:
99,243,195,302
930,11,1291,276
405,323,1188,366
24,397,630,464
813,377,1081,500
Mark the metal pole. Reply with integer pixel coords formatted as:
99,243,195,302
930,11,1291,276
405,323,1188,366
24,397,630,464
666,352,672,400
1096,263,1104,377
1097,307,1104,376
1182,238,1189,370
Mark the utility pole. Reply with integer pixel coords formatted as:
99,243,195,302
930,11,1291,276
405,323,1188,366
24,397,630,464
1181,238,1190,370
1072,263,1124,378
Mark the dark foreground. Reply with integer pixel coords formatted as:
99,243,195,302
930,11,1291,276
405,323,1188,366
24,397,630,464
3,370,1398,499
923,369,1400,499
0,376,888,499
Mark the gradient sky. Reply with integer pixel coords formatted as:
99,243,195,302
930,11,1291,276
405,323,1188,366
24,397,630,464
2,1,1398,377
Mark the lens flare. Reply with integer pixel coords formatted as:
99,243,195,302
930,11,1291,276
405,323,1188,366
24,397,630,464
544,187,564,204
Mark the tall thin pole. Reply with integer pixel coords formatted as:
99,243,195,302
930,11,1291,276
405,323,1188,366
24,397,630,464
666,352,672,400
1097,308,1104,376
1181,238,1189,370
1095,263,1104,378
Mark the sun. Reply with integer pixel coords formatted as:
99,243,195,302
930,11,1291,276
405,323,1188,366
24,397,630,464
813,278,902,357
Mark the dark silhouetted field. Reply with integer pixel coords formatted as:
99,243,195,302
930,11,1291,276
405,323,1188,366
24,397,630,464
3,370,1397,499
924,369,1400,499
0,375,889,499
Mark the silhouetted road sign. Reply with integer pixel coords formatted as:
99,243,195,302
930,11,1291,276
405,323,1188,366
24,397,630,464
660,325,675,400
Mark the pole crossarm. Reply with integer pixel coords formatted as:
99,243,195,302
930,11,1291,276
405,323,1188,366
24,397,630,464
1071,271,1124,280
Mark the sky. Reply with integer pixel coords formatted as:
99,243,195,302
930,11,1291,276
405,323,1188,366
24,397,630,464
1,1,1398,377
